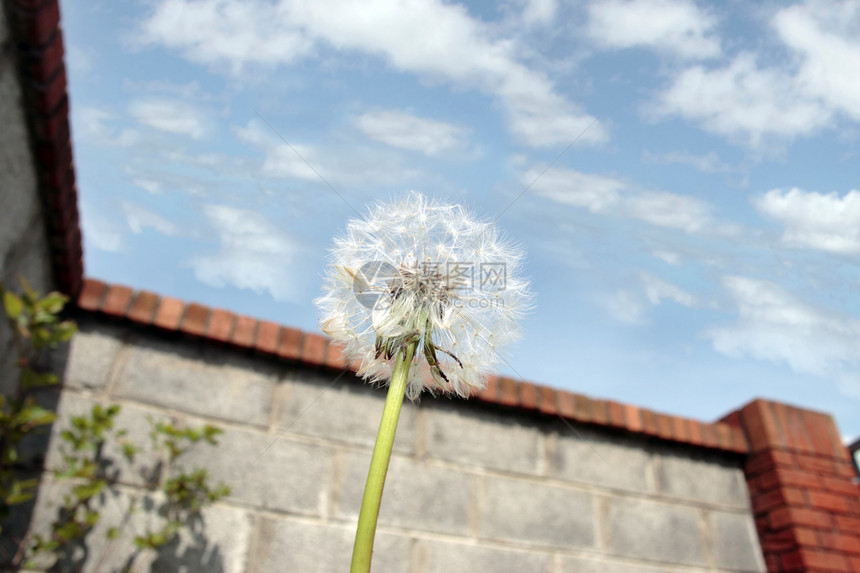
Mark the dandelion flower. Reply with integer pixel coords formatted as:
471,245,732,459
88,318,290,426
316,191,531,399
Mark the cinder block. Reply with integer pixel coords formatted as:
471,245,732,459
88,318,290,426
550,428,651,493
424,402,541,475
338,452,472,536
175,425,333,515
45,393,163,488
708,511,766,572
278,371,416,454
606,496,706,566
654,451,749,508
246,516,410,573
151,503,254,573
560,556,709,573
26,478,160,572
63,323,123,391
114,337,277,426
423,540,551,573
481,476,595,548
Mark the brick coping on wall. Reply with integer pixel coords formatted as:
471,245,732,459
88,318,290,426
4,0,83,296
77,277,750,455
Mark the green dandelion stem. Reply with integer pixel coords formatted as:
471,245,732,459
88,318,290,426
350,338,417,573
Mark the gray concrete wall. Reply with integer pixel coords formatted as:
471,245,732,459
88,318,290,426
0,4,55,395
22,316,766,573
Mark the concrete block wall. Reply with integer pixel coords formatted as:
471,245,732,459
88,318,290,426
0,1,55,394
23,310,767,573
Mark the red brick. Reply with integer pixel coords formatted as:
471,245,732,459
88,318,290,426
671,416,688,442
591,400,609,425
572,393,592,422
497,376,519,407
277,327,304,361
765,467,822,490
655,414,673,439
302,333,328,365
255,321,280,354
822,476,860,497
819,532,860,554
838,515,860,532
231,316,257,348
641,410,659,437
179,303,209,336
687,419,704,445
126,291,159,324
716,423,735,451
325,340,349,370
475,375,497,403
741,399,782,453
746,450,795,477
20,27,64,82
807,491,858,515
607,401,625,428
850,555,860,573
762,526,819,552
702,424,723,449
153,297,184,330
11,0,61,47
781,549,851,572
77,278,106,311
624,404,642,432
100,284,132,317
752,486,807,513
770,506,833,530
556,389,576,418
537,386,556,415
795,453,838,476
519,383,538,410
207,309,235,342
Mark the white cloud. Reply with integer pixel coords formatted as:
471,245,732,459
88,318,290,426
355,110,469,156
528,167,712,232
587,0,720,60
188,205,304,302
639,272,696,307
597,289,646,325
652,250,681,265
138,0,605,147
641,150,735,174
706,276,860,380
650,1,860,147
234,120,423,186
652,54,831,147
521,0,557,26
133,179,164,195
122,202,179,236
755,187,860,254
129,99,208,139
773,0,860,121
83,218,124,253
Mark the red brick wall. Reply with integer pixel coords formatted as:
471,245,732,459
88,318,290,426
725,400,860,572
4,0,83,296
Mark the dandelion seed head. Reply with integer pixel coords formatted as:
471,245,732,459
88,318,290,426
315,192,531,400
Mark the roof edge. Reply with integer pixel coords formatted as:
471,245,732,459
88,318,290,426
75,278,750,455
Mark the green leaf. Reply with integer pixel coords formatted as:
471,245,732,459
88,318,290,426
39,292,68,314
107,526,119,540
22,368,59,389
73,480,105,501
3,291,23,320
5,491,34,504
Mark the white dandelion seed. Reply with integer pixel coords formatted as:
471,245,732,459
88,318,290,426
316,191,531,400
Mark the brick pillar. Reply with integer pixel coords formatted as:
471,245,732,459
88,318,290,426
723,400,860,572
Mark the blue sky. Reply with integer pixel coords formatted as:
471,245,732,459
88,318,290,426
60,0,860,439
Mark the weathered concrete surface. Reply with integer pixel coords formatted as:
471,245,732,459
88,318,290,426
12,317,765,572
0,4,54,396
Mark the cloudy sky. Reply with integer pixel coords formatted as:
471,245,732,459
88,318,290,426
61,0,860,439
